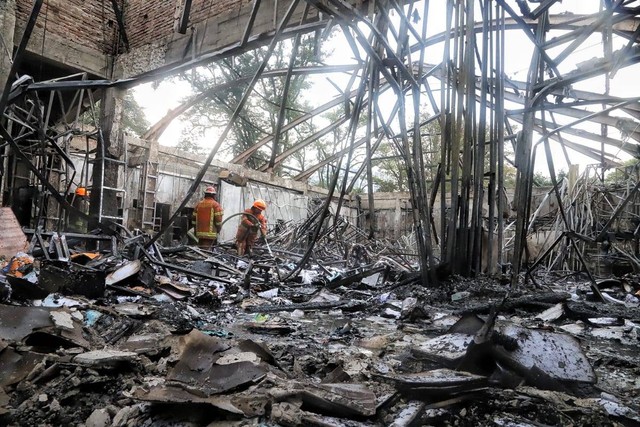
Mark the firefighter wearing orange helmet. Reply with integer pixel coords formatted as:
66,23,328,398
192,185,223,249
69,186,89,232
235,199,267,256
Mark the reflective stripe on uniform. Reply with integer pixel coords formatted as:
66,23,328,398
196,231,218,238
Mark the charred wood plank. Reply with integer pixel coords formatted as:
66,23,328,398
566,300,640,322
245,299,367,313
460,292,571,315
327,266,386,289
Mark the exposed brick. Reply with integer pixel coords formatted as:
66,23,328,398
16,0,118,54
124,0,248,50
14,0,248,55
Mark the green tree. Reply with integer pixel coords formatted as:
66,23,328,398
372,142,407,192
81,91,149,137
370,115,517,193
532,169,567,187
605,159,640,183
307,105,354,189
121,91,150,136
175,129,206,155
175,35,322,172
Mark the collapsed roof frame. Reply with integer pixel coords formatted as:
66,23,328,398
2,0,640,287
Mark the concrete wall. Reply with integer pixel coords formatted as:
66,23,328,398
66,137,530,249
108,138,349,236
151,143,358,240
217,180,310,242
362,188,518,243
362,192,414,240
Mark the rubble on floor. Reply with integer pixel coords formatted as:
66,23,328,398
0,228,639,426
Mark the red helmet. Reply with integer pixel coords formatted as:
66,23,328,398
204,186,216,195
253,199,267,211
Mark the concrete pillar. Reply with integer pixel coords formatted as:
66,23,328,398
89,87,126,230
0,0,15,206
568,164,579,196
0,0,15,83
394,196,401,239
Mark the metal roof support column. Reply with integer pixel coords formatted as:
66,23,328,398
510,12,549,287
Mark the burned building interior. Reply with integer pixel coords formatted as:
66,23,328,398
2,0,640,425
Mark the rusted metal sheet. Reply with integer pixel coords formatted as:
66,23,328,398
0,305,89,348
0,305,52,342
39,260,107,298
270,381,378,418
0,348,43,387
167,330,267,395
500,324,596,384
0,208,28,258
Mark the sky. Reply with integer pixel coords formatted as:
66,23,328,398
132,0,638,178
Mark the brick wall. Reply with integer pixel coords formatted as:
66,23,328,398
13,0,315,76
124,0,249,50
16,0,118,55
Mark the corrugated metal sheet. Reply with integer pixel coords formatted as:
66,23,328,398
0,208,28,258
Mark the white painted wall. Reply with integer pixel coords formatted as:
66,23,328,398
217,181,309,242
218,181,243,242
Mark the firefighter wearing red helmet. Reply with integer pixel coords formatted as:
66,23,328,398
192,185,223,249
235,199,267,256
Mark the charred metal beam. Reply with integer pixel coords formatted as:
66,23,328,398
293,101,399,182
262,115,349,171
242,0,263,45
531,0,560,20
145,0,303,249
542,7,631,50
232,88,361,164
177,0,193,35
0,126,104,227
0,0,43,113
551,0,623,66
111,0,130,51
494,0,560,78
267,4,310,172
532,45,640,100
510,8,548,287
595,180,640,242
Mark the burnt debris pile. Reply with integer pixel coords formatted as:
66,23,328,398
1,215,639,426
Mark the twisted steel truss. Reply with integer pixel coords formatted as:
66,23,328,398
2,0,640,285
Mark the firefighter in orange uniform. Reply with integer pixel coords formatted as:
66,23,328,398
69,187,89,232
235,199,267,256
192,186,224,249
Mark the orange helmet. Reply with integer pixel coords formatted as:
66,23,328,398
204,186,216,195
75,187,87,197
253,199,267,211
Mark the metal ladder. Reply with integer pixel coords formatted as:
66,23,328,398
139,160,159,231
87,132,128,226
40,136,76,230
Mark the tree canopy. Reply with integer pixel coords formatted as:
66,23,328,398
174,35,323,172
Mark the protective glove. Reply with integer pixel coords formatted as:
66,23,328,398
261,229,267,237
